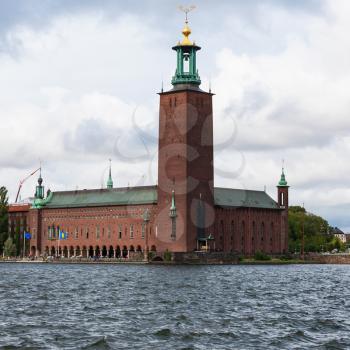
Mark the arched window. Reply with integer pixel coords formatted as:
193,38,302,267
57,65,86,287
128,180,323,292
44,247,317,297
220,220,224,241
270,222,274,253
252,221,256,253
241,221,245,252
261,222,265,251
231,221,234,245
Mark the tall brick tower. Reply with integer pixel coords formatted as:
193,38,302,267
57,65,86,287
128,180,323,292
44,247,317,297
156,16,214,252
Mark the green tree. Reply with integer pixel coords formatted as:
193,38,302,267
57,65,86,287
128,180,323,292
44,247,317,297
288,206,332,253
0,187,9,255
3,237,16,257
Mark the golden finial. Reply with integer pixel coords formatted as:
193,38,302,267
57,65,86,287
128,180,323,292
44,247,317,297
178,5,196,45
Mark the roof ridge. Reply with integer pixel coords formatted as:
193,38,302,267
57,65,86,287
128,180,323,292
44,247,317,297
52,185,158,195
214,187,267,193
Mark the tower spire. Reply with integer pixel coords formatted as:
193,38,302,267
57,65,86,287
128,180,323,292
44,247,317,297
278,162,288,187
107,159,113,189
171,6,201,86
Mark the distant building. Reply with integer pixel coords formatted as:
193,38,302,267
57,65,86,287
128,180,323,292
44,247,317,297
345,234,350,243
8,19,289,259
331,227,347,243
8,200,32,238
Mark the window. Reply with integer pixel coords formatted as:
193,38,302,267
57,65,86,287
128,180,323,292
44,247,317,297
130,224,134,239
107,226,111,239
118,225,122,239
85,228,89,239
96,226,100,239
141,223,146,239
74,228,78,239
183,54,189,72
171,219,176,241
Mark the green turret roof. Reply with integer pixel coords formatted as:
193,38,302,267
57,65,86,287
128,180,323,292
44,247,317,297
107,160,113,189
278,168,288,187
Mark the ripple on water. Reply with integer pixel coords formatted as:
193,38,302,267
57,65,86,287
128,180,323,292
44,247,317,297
1,264,350,349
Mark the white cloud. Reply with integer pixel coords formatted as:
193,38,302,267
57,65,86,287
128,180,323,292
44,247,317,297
211,0,350,229
1,1,350,230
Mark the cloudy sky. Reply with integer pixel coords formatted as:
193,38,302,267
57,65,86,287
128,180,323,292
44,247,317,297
0,0,349,230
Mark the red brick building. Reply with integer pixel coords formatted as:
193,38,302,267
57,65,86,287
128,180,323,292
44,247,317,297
8,20,289,259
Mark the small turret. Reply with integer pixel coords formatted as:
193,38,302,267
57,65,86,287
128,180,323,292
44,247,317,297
277,167,289,209
169,190,177,241
35,168,44,199
107,159,113,189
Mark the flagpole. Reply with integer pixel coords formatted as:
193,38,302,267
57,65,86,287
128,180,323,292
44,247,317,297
57,232,59,258
23,231,26,260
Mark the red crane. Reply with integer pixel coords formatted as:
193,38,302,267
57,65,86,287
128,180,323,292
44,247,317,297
15,168,41,203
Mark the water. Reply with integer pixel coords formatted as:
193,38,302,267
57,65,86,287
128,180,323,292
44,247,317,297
0,264,350,350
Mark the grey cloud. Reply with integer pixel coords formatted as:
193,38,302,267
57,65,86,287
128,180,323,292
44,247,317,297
316,204,350,232
64,118,157,161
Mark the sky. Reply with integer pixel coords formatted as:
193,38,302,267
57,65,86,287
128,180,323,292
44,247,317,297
0,0,349,231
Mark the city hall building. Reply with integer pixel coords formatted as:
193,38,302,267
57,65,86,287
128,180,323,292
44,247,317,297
8,20,289,259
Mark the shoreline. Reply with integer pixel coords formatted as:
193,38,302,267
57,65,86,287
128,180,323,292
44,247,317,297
0,258,346,265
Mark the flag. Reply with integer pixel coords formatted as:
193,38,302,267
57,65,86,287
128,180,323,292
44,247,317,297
24,232,31,240
59,230,68,240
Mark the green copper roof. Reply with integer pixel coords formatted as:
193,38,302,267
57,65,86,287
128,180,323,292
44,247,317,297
214,188,280,209
34,186,279,210
42,186,157,209
278,168,288,187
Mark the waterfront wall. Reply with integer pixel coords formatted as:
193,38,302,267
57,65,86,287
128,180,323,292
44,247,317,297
305,254,350,264
171,252,239,264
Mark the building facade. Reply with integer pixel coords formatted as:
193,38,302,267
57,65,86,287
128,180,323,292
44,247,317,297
9,20,289,259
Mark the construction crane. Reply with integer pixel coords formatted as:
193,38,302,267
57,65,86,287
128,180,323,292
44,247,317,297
15,167,41,203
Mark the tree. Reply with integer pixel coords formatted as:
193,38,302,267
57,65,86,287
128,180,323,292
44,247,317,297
0,187,9,255
3,237,16,257
288,205,332,253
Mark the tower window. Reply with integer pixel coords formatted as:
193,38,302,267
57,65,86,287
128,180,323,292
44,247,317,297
183,53,190,72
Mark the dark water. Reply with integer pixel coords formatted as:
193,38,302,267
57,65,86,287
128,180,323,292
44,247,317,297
1,264,350,350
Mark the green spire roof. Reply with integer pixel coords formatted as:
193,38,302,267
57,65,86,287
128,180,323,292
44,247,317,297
278,168,288,187
107,160,113,189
